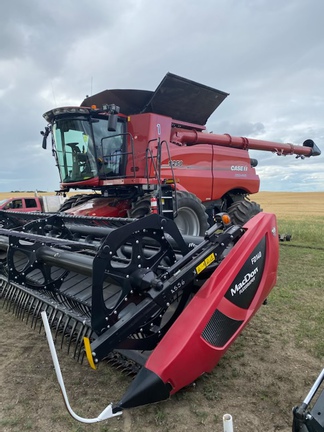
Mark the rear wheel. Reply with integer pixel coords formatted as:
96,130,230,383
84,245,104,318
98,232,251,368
227,197,262,225
174,191,209,236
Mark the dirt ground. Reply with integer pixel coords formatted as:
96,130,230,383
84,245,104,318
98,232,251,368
0,289,322,432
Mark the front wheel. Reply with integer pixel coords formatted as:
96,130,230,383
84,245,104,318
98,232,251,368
58,194,91,212
227,197,262,225
128,196,151,219
129,192,209,236
174,191,209,236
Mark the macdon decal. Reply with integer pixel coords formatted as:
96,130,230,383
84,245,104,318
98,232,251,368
225,237,266,309
230,267,259,296
231,165,248,171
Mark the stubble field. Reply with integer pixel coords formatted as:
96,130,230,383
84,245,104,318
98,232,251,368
0,191,324,432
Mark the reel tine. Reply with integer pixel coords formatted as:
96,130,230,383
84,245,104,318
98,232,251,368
107,357,118,367
10,288,20,313
53,308,60,325
73,323,85,359
0,281,5,301
54,310,64,342
77,327,92,363
49,307,59,327
3,284,17,310
61,315,72,349
73,323,89,360
2,284,12,309
13,289,25,316
31,299,44,329
67,319,78,354
25,295,37,324
47,308,60,338
30,298,41,327
1,282,10,302
19,292,33,320
16,291,29,318
9,286,21,312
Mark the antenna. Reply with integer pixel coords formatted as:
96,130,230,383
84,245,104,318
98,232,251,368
51,81,57,106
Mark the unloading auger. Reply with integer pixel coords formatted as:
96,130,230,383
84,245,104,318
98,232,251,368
0,209,279,419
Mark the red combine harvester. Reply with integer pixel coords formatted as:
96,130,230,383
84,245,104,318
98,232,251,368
0,73,321,423
41,73,320,235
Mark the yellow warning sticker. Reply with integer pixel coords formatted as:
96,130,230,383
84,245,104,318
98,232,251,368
196,261,206,274
196,253,215,274
205,253,215,266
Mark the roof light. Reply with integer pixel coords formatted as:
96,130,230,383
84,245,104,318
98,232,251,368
43,107,90,122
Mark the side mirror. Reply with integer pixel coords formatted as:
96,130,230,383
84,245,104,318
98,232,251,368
108,114,118,132
41,126,51,149
42,134,47,149
103,104,120,132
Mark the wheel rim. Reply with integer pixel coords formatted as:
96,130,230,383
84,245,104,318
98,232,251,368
175,206,201,236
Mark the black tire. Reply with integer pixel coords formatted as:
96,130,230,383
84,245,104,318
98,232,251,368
129,192,209,236
58,194,90,212
128,196,151,219
227,197,262,226
174,191,209,236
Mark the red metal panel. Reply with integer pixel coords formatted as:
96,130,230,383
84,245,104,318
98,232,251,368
127,113,173,178
64,197,130,217
145,212,279,393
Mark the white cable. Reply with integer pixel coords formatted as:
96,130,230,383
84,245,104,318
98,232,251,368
223,413,234,432
41,311,122,423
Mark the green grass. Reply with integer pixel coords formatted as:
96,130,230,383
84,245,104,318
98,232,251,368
277,216,324,247
268,221,324,358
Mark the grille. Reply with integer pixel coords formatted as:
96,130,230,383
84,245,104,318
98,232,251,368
202,309,243,347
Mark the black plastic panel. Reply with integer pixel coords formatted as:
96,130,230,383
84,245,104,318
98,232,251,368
202,309,243,347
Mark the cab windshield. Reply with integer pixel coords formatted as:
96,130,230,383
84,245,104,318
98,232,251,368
53,116,125,183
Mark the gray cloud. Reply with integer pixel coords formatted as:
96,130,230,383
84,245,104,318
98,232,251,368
0,0,323,192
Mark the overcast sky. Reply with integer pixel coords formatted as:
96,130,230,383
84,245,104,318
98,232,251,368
1,0,323,192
